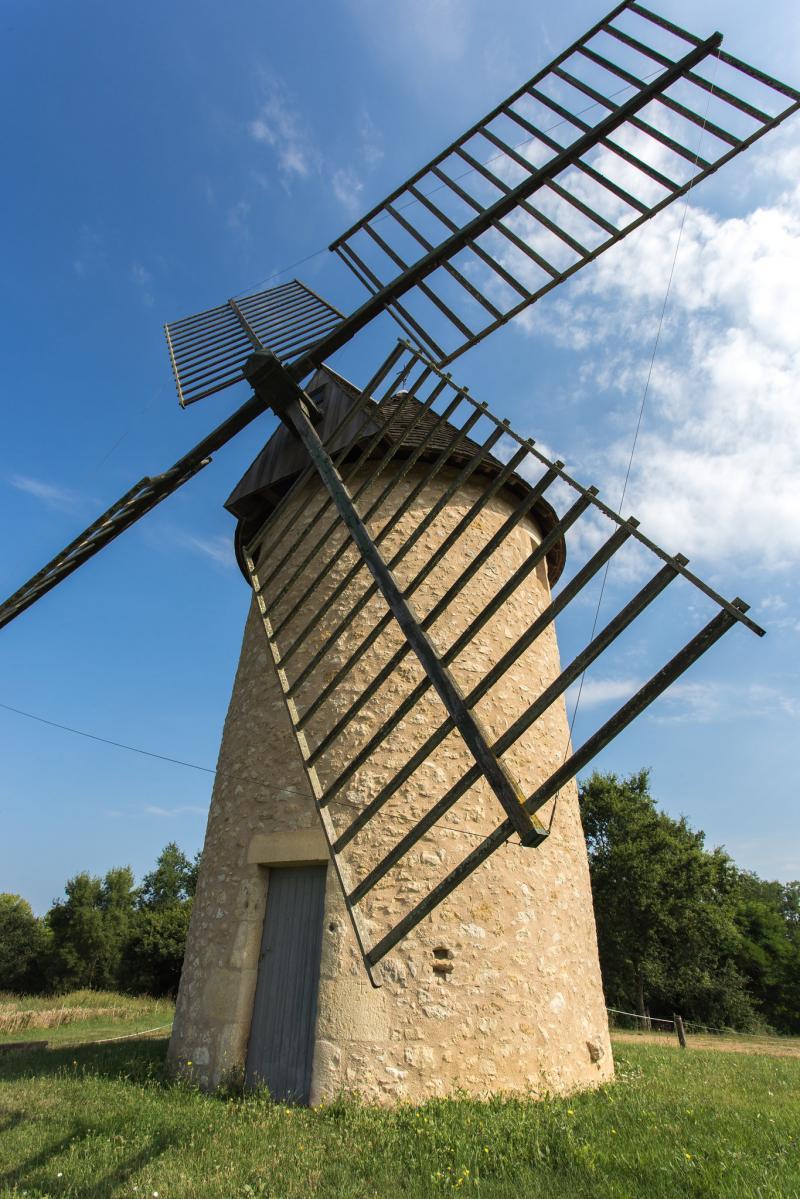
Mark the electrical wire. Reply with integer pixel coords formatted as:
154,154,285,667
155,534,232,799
0,701,215,774
3,64,702,840
549,52,722,832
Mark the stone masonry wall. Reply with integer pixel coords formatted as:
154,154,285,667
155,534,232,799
168,464,612,1100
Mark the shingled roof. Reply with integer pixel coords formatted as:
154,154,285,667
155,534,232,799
226,367,566,586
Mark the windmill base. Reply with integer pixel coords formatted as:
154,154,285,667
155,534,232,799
167,600,613,1103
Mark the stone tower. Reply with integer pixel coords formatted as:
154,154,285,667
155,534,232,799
168,367,612,1102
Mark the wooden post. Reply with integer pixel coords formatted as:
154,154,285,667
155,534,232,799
674,1013,687,1049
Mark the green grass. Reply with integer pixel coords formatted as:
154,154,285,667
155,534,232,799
0,1038,798,1198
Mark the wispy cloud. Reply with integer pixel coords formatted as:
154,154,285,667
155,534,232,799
73,224,104,277
246,76,375,214
182,533,236,569
358,108,384,166
227,199,252,242
566,676,640,711
142,525,237,570
144,803,207,818
655,682,800,725
331,167,364,216
248,84,316,183
9,474,81,510
567,674,799,724
130,261,154,307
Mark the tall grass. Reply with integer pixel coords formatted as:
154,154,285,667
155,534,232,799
0,991,174,1040
0,990,169,1016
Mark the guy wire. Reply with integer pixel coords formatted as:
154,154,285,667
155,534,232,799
546,51,722,836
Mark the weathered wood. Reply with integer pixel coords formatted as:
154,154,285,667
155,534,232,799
675,1014,687,1049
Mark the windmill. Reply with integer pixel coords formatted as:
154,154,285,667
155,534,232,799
2,2,797,1103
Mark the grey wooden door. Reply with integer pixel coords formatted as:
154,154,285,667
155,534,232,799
245,864,327,1103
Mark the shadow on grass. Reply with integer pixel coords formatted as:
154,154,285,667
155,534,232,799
0,1118,176,1198
0,1036,171,1086
0,1044,184,1197
0,1109,26,1136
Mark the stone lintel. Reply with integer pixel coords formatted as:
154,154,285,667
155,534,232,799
248,827,328,866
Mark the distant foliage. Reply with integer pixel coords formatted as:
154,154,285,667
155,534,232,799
580,770,800,1033
0,843,199,999
2,793,799,1027
0,894,49,992
122,843,198,996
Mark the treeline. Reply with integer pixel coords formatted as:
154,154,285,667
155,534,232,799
580,771,800,1034
2,779,799,1032
0,843,197,998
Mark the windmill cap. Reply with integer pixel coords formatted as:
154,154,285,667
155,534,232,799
226,366,566,587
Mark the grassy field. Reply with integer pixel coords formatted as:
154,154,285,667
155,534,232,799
613,1027,800,1059
0,1029,798,1199
0,992,174,1047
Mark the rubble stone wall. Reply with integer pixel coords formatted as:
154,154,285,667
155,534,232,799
168,465,612,1100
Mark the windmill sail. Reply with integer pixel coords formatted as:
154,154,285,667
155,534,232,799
330,2,800,364
1,0,793,985
164,2,800,410
165,279,345,406
5,2,797,636
238,342,762,981
0,390,271,631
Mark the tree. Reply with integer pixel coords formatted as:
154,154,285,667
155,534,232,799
47,873,106,990
0,894,48,992
579,769,755,1028
120,843,199,996
733,873,800,1033
122,902,192,996
47,867,135,991
138,842,197,908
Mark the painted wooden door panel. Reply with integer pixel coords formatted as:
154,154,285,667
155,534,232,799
245,865,326,1103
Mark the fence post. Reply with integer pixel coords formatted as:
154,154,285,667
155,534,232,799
674,1013,687,1049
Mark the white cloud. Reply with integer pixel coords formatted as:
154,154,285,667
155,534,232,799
759,593,787,613
516,133,800,575
9,474,81,509
248,85,315,182
655,681,800,725
227,199,252,241
756,592,800,635
566,676,639,710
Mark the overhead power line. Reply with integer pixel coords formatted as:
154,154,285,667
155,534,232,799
0,700,215,774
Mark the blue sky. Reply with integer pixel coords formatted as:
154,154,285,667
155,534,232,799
2,0,798,913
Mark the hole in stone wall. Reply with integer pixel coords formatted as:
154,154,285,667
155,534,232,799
432,946,454,977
